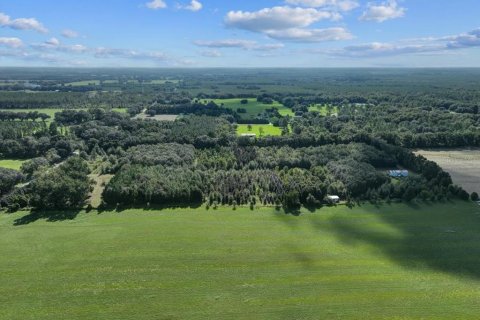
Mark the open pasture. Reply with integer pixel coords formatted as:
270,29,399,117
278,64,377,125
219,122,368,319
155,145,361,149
236,124,282,136
308,104,339,116
415,149,480,194
205,98,293,119
1,202,480,319
0,159,25,171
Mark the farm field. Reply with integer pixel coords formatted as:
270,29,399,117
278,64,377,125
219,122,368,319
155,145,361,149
236,124,282,136
415,149,480,194
0,159,25,171
1,202,480,319
204,98,293,120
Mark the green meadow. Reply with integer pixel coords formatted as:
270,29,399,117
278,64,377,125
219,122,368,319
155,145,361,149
308,104,339,115
0,159,25,171
1,202,480,319
205,98,294,120
236,124,282,136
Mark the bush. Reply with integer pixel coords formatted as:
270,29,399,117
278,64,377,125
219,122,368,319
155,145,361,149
471,192,479,201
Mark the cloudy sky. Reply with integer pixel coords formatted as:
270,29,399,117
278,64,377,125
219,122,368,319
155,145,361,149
0,0,479,67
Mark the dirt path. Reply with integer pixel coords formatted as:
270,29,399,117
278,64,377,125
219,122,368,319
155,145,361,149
88,174,113,208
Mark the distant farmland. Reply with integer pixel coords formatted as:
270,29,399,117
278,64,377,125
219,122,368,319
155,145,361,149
415,149,480,194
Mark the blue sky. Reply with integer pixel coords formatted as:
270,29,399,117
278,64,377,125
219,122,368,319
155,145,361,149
0,0,479,67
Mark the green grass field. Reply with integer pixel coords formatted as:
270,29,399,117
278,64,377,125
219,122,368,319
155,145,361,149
308,104,339,115
205,98,294,119
0,159,25,171
236,124,282,136
1,202,480,319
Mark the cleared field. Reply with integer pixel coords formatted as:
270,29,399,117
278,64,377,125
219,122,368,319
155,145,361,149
1,202,480,319
0,159,25,171
205,98,293,119
308,104,339,116
236,124,282,136
415,149,480,194
134,113,178,121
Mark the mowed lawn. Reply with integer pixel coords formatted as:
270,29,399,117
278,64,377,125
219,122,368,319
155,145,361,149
236,124,282,136
0,159,25,170
1,202,480,319
205,98,294,119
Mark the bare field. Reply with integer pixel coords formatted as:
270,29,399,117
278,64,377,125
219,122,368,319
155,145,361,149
415,149,480,194
133,113,178,121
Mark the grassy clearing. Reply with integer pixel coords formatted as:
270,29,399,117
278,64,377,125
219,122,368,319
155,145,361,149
308,104,339,116
236,124,282,136
204,98,293,120
88,174,114,208
1,202,480,319
0,159,25,171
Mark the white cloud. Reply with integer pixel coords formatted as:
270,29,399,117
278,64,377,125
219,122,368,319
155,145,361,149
285,0,359,11
225,6,340,32
327,28,480,58
32,38,88,53
194,39,257,49
265,27,353,42
62,29,79,38
146,0,167,10
0,12,48,33
443,28,480,49
194,39,284,51
0,37,23,48
200,50,222,57
360,0,406,22
225,6,352,43
45,37,60,46
94,47,191,65
179,0,203,12
0,13,9,25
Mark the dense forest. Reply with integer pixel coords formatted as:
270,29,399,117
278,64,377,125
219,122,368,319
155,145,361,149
0,68,478,212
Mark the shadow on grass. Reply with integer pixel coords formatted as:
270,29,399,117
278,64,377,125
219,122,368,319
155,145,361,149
13,202,204,226
323,200,480,279
98,201,204,214
14,209,82,226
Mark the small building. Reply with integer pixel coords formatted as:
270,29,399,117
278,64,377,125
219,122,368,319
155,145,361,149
240,133,256,137
389,170,409,178
327,195,340,204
